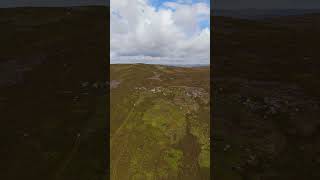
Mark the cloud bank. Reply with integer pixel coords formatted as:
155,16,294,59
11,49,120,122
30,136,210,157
110,0,210,65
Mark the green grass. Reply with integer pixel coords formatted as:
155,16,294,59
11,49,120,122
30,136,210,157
110,64,210,179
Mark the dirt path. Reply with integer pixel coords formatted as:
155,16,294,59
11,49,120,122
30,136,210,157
53,134,81,180
52,94,99,180
178,117,202,180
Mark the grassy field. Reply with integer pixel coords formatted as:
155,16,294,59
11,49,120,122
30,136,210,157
110,64,210,180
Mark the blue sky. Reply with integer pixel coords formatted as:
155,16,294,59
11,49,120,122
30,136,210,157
111,0,210,65
149,0,210,8
150,0,210,29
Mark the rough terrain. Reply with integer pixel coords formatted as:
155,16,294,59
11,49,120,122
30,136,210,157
110,64,210,180
0,6,108,180
213,13,320,180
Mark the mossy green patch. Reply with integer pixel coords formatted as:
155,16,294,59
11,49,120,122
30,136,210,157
198,147,210,168
189,107,210,168
142,99,186,144
163,148,183,173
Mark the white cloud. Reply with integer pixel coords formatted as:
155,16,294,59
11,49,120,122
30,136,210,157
111,0,210,65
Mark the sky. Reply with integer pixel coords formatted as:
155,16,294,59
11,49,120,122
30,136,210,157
110,0,210,65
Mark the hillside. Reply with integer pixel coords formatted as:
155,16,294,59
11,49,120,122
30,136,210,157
110,64,210,180
0,7,108,180
213,14,320,179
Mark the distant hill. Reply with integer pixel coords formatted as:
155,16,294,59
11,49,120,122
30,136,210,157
212,9,320,19
0,1,108,8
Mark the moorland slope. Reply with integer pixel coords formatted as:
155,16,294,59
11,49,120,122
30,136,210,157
110,64,210,180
